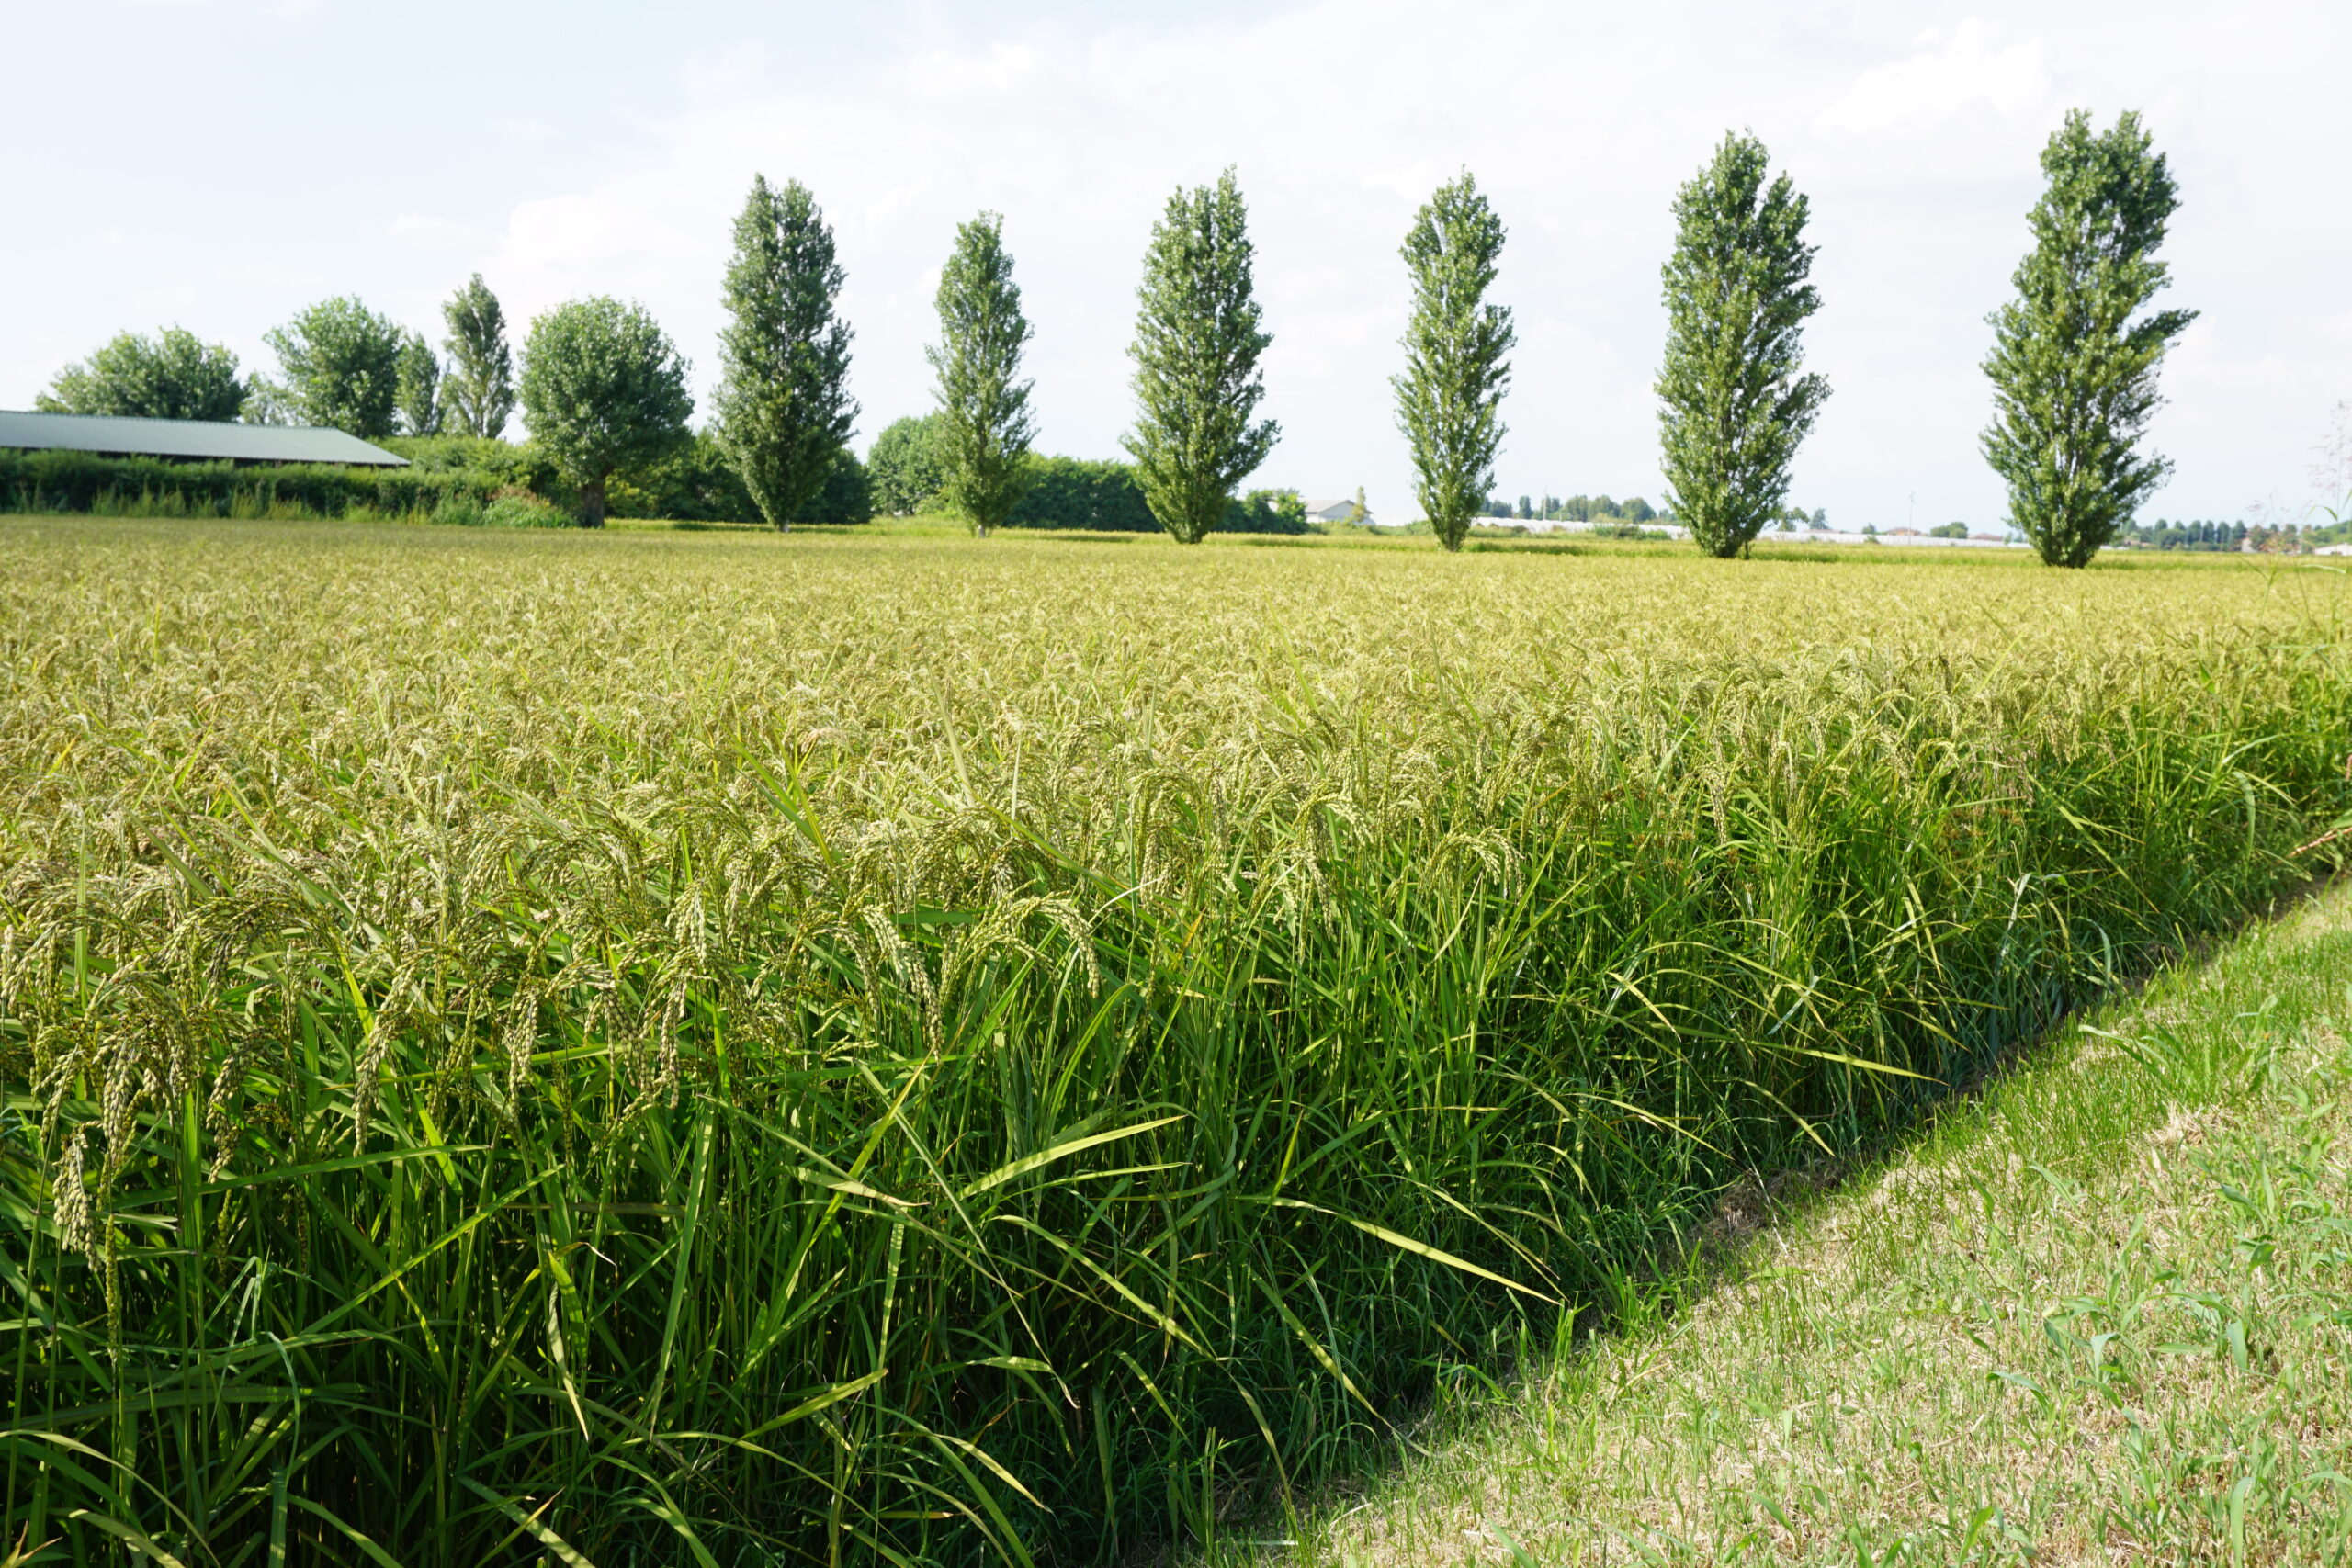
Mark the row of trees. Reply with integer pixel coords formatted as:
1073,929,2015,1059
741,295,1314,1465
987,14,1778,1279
1634,109,2192,567
865,108,2190,565
36,106,2195,560
1484,493,1669,524
40,281,519,443
2123,518,2320,553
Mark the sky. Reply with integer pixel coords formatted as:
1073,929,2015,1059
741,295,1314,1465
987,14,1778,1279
4,0,2347,528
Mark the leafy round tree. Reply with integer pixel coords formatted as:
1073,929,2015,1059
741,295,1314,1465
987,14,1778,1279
37,327,247,423
1983,110,2196,569
519,298,694,527
928,212,1037,537
714,175,859,533
1656,132,1829,558
867,413,949,515
266,298,406,438
1394,172,1515,554
440,275,516,440
1124,168,1278,545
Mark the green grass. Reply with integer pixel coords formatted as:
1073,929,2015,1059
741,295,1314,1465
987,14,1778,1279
0,518,2346,1566
1270,875,2352,1567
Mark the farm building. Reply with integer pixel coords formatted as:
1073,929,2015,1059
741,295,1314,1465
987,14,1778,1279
1299,496,1361,523
0,410,408,467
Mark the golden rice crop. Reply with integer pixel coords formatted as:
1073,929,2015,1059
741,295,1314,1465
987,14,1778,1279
1,518,2346,1566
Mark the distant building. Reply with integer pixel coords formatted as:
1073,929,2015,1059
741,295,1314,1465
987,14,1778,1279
0,410,408,467
1299,497,1360,524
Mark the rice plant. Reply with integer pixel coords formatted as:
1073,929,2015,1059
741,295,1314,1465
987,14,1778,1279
0,518,2345,1566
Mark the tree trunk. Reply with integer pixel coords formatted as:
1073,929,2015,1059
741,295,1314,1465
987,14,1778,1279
581,475,607,528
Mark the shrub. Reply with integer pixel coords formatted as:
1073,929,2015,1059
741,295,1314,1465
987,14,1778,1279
1225,487,1312,534
431,492,486,527
608,434,869,525
481,489,571,528
0,441,588,525
1004,455,1159,530
868,412,950,514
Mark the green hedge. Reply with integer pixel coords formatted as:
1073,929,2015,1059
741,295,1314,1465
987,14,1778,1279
1002,457,1311,534
610,434,871,525
0,447,512,518
1003,456,1159,530
0,435,874,527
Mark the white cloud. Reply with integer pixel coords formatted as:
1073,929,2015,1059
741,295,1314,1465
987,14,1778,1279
1816,19,2052,135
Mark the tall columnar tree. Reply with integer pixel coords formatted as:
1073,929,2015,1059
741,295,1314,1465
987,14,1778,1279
1983,110,2195,569
1392,172,1515,553
714,175,859,532
265,298,406,438
518,297,694,527
1656,132,1829,558
1124,168,1277,544
440,275,516,439
396,331,442,435
927,212,1037,536
36,327,248,423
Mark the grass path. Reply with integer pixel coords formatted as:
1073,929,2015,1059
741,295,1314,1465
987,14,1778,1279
1248,879,2352,1567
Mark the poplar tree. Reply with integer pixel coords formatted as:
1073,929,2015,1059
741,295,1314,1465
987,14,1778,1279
927,212,1036,536
1656,132,1829,558
1124,168,1277,544
396,331,442,435
1983,110,2195,569
440,275,515,439
715,175,858,532
1394,172,1515,553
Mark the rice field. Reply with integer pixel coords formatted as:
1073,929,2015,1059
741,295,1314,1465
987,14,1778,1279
1,517,2346,1567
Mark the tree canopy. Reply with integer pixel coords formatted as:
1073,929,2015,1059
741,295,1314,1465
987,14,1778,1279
518,297,694,527
1656,132,1829,558
1394,172,1515,553
1124,168,1278,544
440,276,516,440
928,212,1037,536
264,298,406,438
868,413,950,516
397,332,442,436
713,175,859,532
37,327,247,423
1982,110,2194,568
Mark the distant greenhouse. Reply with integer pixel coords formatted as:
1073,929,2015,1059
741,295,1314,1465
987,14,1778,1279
0,410,407,467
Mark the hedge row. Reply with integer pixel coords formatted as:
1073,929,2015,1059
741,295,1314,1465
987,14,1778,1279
1,439,1319,536
0,434,875,526
1001,456,1313,533
0,448,514,519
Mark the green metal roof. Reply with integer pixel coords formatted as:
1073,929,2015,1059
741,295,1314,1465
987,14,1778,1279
0,410,409,467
